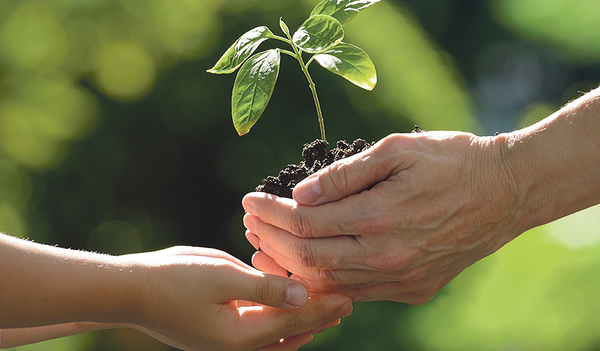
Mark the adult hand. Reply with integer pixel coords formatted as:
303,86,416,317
125,246,352,351
243,131,523,304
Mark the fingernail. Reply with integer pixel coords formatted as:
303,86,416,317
260,241,273,257
245,231,260,250
244,215,256,233
294,176,321,205
243,200,256,215
287,283,308,308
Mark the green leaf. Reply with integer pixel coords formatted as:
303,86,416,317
292,15,344,54
311,0,381,24
207,26,274,74
231,49,280,136
314,42,377,90
279,17,291,39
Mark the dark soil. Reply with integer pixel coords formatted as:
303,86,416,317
256,138,373,198
256,126,425,198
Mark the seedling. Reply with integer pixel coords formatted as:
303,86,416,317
207,0,379,143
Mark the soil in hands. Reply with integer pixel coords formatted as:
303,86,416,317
256,139,373,198
256,126,425,198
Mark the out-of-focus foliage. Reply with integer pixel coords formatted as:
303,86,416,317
408,207,600,350
493,0,600,60
1,0,600,350
342,1,477,131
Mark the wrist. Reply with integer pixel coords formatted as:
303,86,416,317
471,134,526,245
108,256,152,327
494,90,600,232
489,132,537,234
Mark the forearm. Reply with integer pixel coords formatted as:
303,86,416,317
0,322,125,349
499,87,600,231
0,233,144,328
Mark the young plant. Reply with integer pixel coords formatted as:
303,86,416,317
207,0,380,143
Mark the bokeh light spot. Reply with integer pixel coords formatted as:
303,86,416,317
0,3,67,70
0,204,26,237
94,41,156,100
88,220,145,255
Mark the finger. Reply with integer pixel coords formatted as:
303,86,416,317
254,247,395,291
160,246,257,272
256,333,313,351
246,230,260,250
243,192,377,238
247,214,396,288
283,268,461,302
250,257,330,297
247,215,390,290
252,250,290,277
251,252,327,296
240,294,352,349
292,138,397,205
244,213,361,269
219,264,310,309
236,300,256,308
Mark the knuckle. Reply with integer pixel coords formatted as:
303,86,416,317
254,277,279,305
289,210,316,237
315,268,342,287
323,161,351,195
374,133,404,155
294,241,319,268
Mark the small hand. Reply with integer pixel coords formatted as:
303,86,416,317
125,246,352,350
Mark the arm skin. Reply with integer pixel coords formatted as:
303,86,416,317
242,87,600,304
0,233,352,350
0,323,121,349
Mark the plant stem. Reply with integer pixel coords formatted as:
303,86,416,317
302,66,327,143
277,35,327,142
280,49,297,58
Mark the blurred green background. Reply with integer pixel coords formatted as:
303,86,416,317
2,0,600,350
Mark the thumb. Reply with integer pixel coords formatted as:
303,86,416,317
226,267,309,309
293,146,391,206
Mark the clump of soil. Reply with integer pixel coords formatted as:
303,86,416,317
256,138,373,198
256,126,425,198
411,124,426,133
